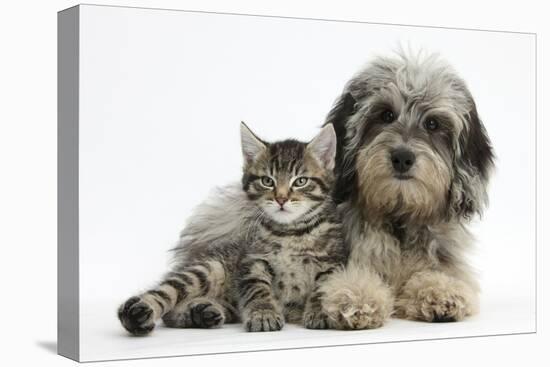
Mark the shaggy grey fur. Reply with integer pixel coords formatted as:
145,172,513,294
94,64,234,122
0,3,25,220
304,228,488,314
319,50,494,328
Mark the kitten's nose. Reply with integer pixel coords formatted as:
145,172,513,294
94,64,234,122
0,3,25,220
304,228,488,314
275,197,288,206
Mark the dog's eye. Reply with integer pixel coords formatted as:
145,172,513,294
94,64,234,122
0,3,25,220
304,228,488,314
260,176,275,188
381,110,395,123
424,118,439,131
293,177,309,187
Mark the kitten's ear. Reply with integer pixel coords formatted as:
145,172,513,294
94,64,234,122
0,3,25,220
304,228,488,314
307,124,337,171
240,122,266,164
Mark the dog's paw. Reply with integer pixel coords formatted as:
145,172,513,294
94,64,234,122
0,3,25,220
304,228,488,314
303,310,330,329
332,300,389,330
320,268,393,330
395,271,477,322
396,286,470,322
118,296,156,336
244,309,284,332
189,300,225,328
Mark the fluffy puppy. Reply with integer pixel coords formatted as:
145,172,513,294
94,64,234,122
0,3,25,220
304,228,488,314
319,51,494,328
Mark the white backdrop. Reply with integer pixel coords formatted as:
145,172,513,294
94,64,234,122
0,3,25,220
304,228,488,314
75,4,536,361
1,0,548,366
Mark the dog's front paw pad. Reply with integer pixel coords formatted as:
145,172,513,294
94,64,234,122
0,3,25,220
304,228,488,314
244,309,284,332
417,289,467,322
118,297,155,336
395,271,477,322
303,310,329,329
337,302,386,330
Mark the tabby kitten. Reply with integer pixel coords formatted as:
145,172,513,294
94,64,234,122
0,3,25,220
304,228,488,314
117,123,346,335
237,123,347,331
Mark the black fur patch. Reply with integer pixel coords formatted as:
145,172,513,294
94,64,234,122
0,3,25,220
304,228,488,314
460,101,494,181
323,92,359,203
454,97,495,218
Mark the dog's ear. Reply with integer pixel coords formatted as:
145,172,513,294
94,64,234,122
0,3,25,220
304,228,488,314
324,92,357,151
450,95,495,220
459,99,494,183
323,92,358,203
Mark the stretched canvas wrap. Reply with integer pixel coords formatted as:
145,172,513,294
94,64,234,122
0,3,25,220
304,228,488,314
58,4,536,362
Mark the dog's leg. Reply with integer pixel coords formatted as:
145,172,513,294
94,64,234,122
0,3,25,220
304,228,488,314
319,265,394,329
394,270,478,322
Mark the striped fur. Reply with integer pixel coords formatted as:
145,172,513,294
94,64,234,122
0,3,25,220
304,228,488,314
237,124,348,331
118,123,347,335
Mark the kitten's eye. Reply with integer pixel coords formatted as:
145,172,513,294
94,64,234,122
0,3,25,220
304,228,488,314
260,176,274,188
381,109,395,123
424,118,439,131
293,177,309,187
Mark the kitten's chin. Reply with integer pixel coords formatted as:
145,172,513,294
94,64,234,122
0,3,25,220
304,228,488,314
263,207,305,225
271,214,300,224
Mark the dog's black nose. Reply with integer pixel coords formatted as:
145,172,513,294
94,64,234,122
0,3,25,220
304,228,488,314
391,148,416,173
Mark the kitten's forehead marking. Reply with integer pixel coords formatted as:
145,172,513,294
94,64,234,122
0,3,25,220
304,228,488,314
266,141,306,178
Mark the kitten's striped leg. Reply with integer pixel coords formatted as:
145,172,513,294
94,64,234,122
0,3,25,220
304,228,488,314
238,257,284,332
162,297,239,328
118,260,226,336
303,268,336,329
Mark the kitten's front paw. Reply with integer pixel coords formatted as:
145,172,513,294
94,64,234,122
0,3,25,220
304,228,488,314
395,271,477,322
303,310,329,329
118,296,156,336
189,300,225,328
244,309,284,332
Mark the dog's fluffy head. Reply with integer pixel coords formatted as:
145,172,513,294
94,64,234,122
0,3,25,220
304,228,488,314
327,51,494,225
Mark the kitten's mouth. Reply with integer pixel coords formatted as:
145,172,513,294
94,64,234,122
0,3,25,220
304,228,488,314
276,205,294,214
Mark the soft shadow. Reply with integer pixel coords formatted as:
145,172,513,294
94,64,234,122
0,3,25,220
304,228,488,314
36,340,57,354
